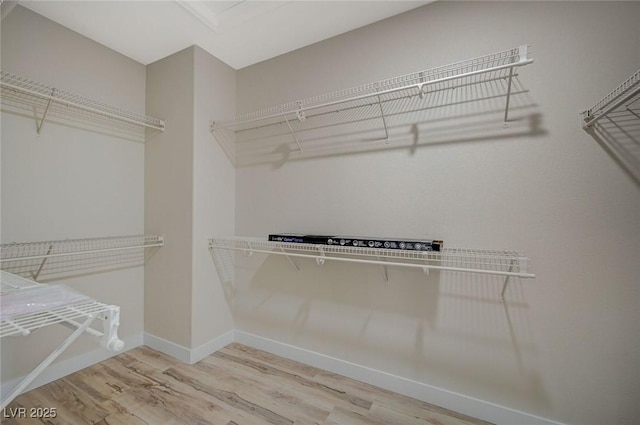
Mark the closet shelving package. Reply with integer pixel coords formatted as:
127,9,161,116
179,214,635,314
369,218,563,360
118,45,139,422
210,45,533,163
0,271,124,409
0,70,165,133
209,237,535,299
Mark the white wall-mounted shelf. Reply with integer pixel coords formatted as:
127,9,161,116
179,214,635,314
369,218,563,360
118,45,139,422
210,45,533,164
580,69,640,183
209,237,535,300
0,234,164,280
0,70,165,134
581,69,640,129
0,271,123,409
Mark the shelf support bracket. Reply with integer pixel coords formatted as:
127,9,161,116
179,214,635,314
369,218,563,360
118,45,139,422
31,244,53,281
284,116,303,152
503,66,515,127
36,88,56,134
377,256,388,282
279,246,299,271
316,246,325,266
376,94,390,144
501,256,527,301
244,241,254,257
500,275,511,302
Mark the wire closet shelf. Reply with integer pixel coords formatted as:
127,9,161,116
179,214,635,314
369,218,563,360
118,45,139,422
208,237,535,279
0,271,123,410
581,68,640,129
0,70,165,132
210,45,533,158
0,234,165,280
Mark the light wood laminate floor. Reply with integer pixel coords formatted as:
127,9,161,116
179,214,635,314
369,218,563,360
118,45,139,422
4,343,493,425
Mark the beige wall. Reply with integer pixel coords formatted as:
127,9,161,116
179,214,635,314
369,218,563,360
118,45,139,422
191,46,235,348
1,5,146,382
234,2,640,425
145,45,235,352
145,47,195,348
2,2,639,424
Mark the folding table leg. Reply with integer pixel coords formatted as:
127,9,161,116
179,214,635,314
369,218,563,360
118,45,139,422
0,315,96,410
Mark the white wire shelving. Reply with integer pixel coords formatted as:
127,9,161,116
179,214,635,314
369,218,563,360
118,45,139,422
0,70,165,134
209,237,535,300
580,69,640,183
0,234,164,280
210,45,533,164
581,69,640,129
0,271,123,410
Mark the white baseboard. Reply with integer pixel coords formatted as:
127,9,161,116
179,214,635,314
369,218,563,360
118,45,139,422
190,330,234,364
143,332,191,363
1,333,143,400
143,330,234,364
233,330,566,425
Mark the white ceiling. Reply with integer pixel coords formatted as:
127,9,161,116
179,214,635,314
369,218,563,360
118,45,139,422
14,0,433,70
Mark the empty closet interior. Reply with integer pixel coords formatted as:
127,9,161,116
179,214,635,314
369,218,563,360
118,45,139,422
1,2,639,425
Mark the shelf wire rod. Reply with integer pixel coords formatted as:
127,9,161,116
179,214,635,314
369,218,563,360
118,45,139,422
0,241,164,263
213,58,533,130
215,245,536,278
4,319,30,336
283,116,303,152
0,315,95,411
48,308,104,338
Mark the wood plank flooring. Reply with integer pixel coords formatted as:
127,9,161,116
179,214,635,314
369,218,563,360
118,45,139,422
3,343,493,425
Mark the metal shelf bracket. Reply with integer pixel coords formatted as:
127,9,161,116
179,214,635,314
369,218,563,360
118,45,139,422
279,246,299,272
376,93,390,144
316,246,326,266
35,88,56,134
284,115,303,152
377,256,389,282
